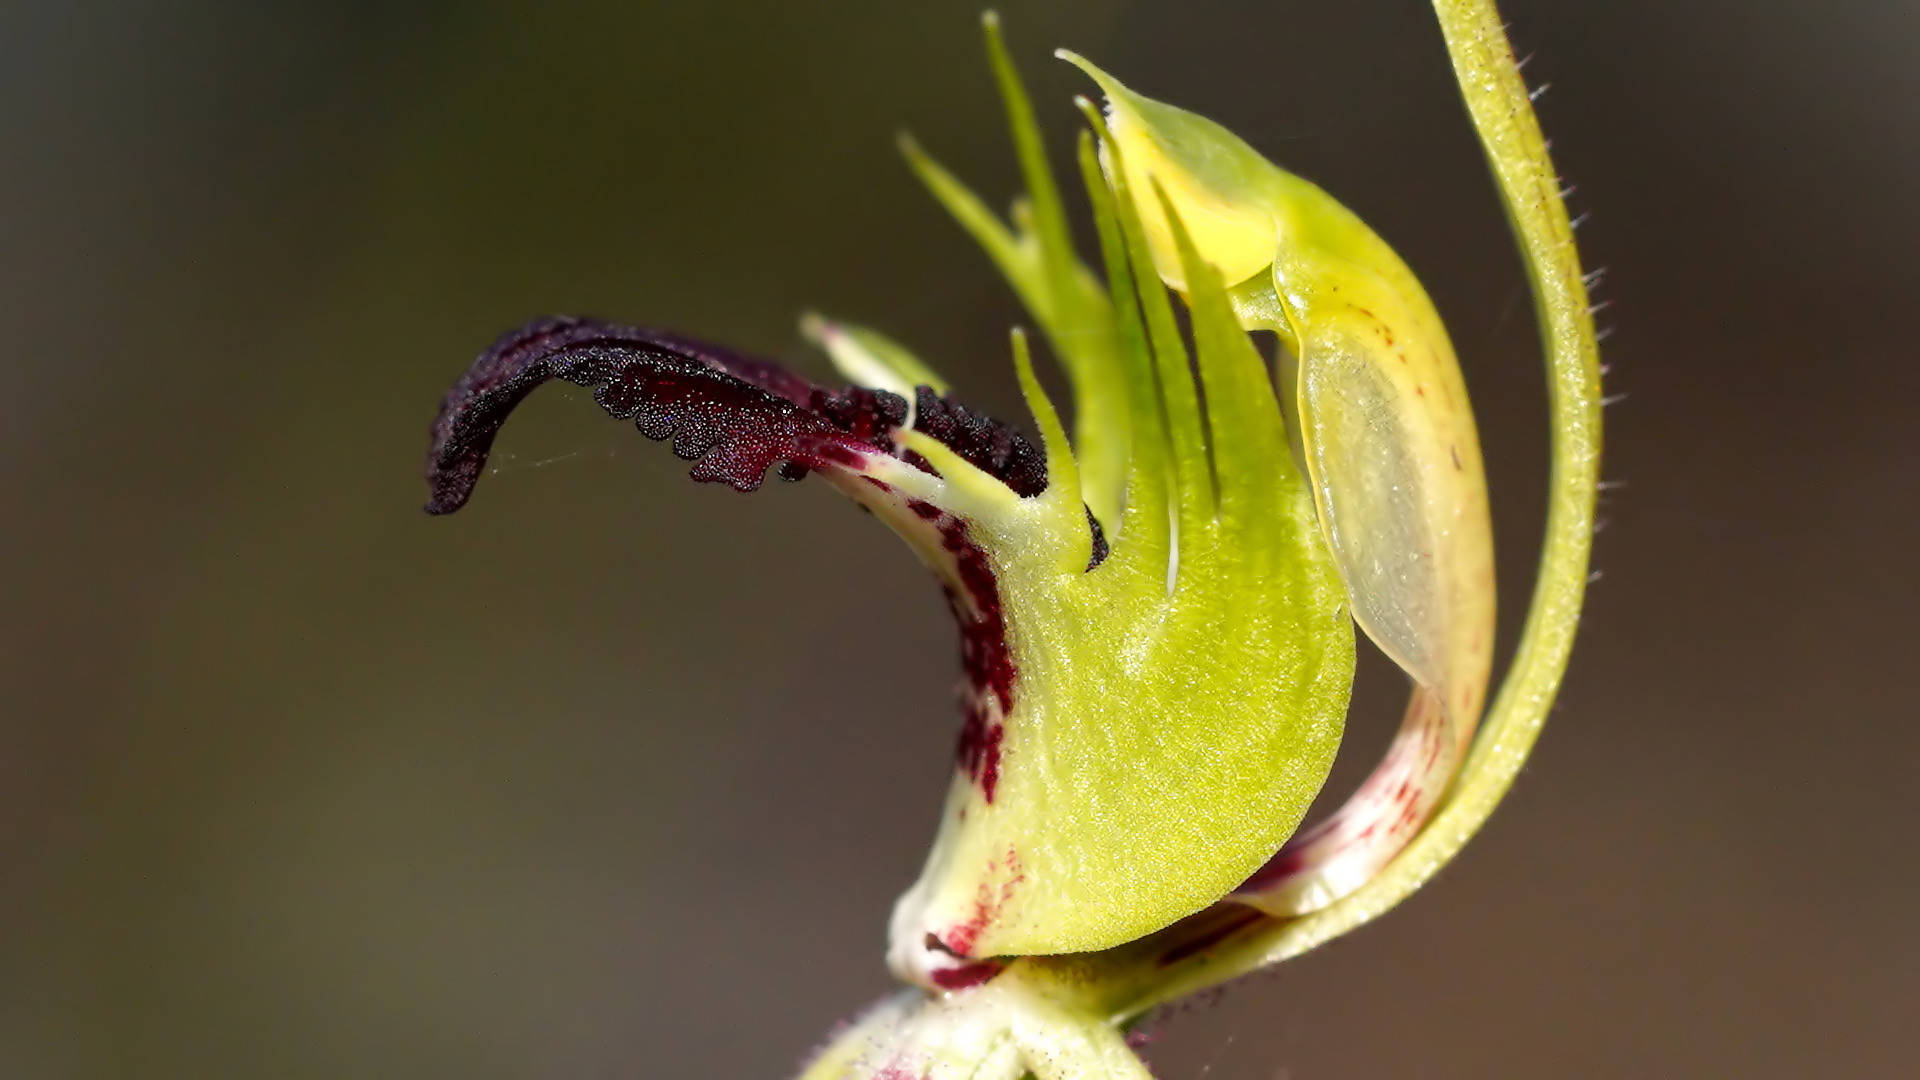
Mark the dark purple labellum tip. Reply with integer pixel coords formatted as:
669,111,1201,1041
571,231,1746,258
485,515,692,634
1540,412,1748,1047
422,317,1089,524
423,317,907,514
422,317,1115,828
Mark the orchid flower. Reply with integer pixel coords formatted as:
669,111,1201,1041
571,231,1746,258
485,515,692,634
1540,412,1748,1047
421,1,1601,1076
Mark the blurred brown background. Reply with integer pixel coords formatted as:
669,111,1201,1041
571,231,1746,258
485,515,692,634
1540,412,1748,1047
4,0,1914,1076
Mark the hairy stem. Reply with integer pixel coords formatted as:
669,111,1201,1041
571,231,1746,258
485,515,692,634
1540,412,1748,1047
1242,0,1605,971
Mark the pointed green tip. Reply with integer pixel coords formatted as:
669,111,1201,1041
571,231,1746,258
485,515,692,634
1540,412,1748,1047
896,130,944,186
1055,49,1120,99
1008,326,1089,571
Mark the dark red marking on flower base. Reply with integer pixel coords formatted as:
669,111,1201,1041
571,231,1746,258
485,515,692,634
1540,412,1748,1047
1245,844,1306,886
928,959,1006,991
956,706,1006,803
1155,905,1268,967
927,509,1015,802
1239,693,1451,898
977,722,1005,800
934,849,1026,959
939,914,984,959
941,521,1014,711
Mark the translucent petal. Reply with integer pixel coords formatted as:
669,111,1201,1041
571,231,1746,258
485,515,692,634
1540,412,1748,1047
1065,58,1496,913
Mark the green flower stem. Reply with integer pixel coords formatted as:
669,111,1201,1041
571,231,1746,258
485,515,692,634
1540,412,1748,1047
1022,0,1603,1020
1429,0,1604,784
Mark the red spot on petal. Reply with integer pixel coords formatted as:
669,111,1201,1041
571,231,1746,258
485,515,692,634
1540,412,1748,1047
929,960,1005,991
923,515,1017,803
813,442,870,471
1157,907,1267,967
934,849,1024,960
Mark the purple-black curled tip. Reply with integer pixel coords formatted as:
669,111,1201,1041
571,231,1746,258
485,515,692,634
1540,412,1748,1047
423,317,907,515
422,316,1073,522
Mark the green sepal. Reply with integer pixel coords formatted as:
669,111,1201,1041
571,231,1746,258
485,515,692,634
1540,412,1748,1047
886,135,1353,985
1066,51,1499,915
896,14,1132,534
